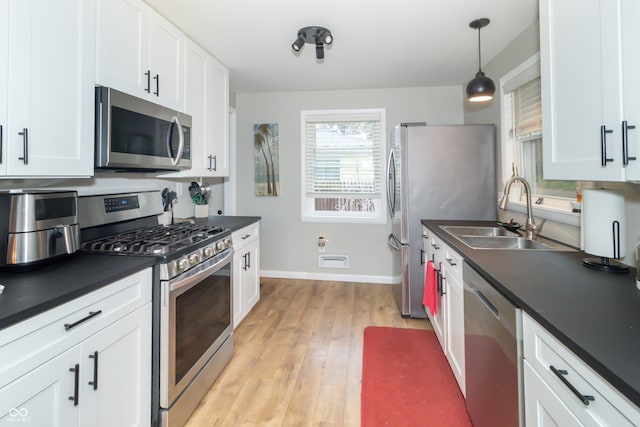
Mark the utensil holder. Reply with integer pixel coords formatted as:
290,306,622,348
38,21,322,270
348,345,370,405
158,211,172,225
194,204,210,218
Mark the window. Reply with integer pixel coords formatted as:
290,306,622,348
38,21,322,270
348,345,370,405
301,109,386,223
501,55,576,201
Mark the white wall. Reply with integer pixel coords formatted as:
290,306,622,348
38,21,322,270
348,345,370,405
235,86,464,281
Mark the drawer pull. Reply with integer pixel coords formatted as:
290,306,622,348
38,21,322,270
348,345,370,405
64,310,102,331
242,234,251,239
550,365,595,405
431,243,440,250
445,257,457,266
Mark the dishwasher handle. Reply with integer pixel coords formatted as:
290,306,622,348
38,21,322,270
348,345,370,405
472,288,499,319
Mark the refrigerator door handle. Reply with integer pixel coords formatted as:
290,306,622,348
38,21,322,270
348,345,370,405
387,233,401,251
386,149,396,217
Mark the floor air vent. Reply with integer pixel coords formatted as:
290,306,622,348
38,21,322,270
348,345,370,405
318,255,350,269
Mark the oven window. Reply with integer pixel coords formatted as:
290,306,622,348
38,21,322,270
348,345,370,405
174,264,231,383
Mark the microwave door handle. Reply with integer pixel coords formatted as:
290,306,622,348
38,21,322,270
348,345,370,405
169,116,184,166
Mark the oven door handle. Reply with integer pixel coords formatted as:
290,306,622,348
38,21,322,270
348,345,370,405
169,249,233,293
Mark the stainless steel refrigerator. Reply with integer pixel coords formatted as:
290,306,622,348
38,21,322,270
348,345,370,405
387,123,497,318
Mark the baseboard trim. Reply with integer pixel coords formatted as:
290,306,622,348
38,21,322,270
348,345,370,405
260,270,396,284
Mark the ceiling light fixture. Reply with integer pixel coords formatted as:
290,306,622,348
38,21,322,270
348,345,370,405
291,26,333,60
466,18,495,103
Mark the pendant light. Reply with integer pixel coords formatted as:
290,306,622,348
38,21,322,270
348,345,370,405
466,18,495,103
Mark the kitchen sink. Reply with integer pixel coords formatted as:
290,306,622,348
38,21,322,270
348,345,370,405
439,225,576,251
440,226,515,237
455,235,552,250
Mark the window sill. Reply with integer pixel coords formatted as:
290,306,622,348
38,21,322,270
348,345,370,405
505,199,580,227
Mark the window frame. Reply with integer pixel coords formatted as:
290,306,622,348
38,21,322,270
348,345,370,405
499,54,580,226
300,108,387,224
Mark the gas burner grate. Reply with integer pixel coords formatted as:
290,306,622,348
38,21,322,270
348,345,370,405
82,224,227,256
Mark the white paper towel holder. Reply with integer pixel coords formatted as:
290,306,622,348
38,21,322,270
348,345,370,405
582,188,630,273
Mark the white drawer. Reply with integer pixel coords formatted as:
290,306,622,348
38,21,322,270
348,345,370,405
523,313,640,426
232,222,260,250
0,268,152,386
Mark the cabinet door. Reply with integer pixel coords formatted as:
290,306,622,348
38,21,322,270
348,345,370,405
7,0,95,177
620,0,640,180
540,0,624,181
524,360,584,427
96,0,149,98
148,9,184,111
429,238,446,353
0,346,81,427
241,239,260,315
0,0,7,176
444,270,465,396
79,304,151,427
232,253,244,329
208,57,229,176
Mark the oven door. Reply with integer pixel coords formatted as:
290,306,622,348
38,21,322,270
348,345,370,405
160,248,233,407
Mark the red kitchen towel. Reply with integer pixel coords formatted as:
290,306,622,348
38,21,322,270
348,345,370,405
423,261,437,316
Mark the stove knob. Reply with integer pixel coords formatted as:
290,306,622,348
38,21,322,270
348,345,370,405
203,246,214,258
216,241,224,251
177,257,189,271
189,254,200,265
225,238,232,248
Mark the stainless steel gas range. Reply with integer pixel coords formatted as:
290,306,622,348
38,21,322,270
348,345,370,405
79,191,234,427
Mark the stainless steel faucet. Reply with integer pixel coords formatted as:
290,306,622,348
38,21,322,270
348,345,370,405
498,176,538,240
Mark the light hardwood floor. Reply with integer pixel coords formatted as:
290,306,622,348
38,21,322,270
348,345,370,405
184,277,431,426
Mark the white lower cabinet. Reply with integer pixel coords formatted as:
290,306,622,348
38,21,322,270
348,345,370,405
524,359,583,427
0,268,152,427
523,312,640,426
423,225,465,395
232,222,261,328
0,345,82,426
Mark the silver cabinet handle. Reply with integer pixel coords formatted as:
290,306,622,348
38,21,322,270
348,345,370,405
208,154,217,171
18,128,28,164
153,74,159,96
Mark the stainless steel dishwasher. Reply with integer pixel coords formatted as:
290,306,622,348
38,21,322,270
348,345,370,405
464,263,523,427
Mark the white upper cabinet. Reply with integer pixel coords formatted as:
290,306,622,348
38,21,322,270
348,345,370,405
620,0,640,181
161,40,229,178
0,0,8,176
97,0,184,111
1,0,95,178
541,0,640,181
147,8,184,111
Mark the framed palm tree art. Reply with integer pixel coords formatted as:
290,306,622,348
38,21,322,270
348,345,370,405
253,123,280,196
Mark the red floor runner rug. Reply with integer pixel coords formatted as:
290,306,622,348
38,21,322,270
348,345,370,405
361,326,472,427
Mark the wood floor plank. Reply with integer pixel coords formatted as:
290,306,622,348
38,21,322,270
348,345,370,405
184,278,431,427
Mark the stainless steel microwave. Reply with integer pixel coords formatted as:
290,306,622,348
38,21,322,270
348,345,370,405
95,86,192,171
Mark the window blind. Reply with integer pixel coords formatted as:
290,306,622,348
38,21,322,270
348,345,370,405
514,76,542,138
304,112,382,197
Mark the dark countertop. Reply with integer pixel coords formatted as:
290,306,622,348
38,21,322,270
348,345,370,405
0,216,261,332
422,219,640,409
194,215,261,232
0,253,155,331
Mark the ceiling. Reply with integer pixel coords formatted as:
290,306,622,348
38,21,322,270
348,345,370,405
145,0,539,93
